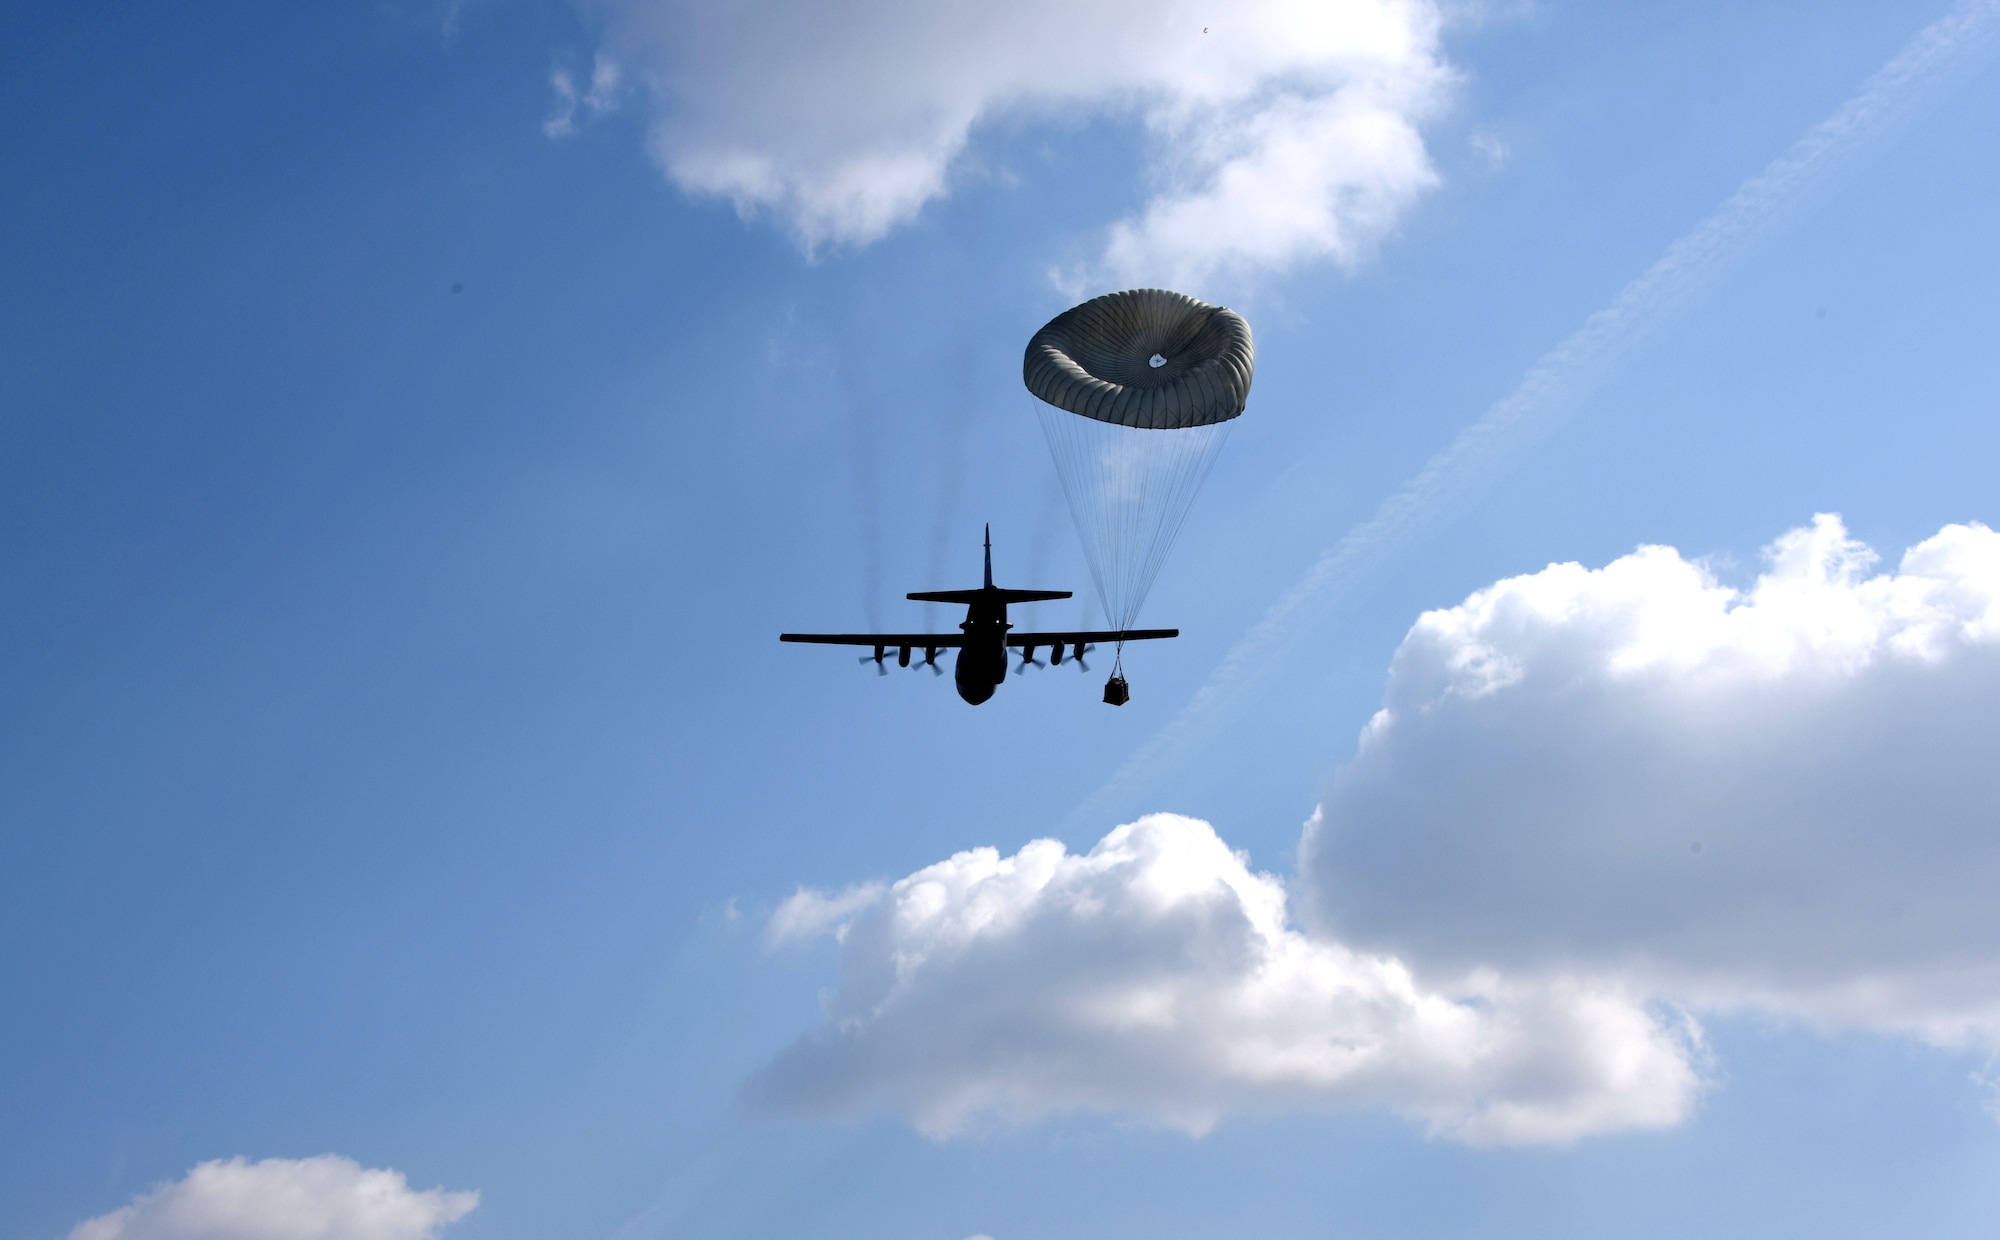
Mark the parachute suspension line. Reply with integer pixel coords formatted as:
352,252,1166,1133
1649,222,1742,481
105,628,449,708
1022,288,1252,707
1034,398,1232,634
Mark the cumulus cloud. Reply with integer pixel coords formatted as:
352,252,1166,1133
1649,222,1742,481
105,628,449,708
1304,515,2000,1043
69,1156,477,1240
584,0,1452,282
757,814,1702,1144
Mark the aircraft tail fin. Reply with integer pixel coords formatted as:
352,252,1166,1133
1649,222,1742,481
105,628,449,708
904,526,1071,603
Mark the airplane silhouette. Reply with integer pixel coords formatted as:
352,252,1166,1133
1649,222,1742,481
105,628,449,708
780,526,1176,705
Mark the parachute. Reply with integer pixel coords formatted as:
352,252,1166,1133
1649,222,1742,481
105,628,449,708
1024,288,1253,686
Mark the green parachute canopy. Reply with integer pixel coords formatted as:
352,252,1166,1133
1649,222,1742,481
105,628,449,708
1024,289,1255,640
1023,288,1254,429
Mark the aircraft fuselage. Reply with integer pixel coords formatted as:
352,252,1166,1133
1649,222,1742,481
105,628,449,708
952,597,1014,705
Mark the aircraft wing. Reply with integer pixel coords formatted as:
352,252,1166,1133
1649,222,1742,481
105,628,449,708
779,633,970,647
1005,629,1178,646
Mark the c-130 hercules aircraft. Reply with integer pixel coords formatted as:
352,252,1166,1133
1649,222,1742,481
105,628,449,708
780,526,1176,705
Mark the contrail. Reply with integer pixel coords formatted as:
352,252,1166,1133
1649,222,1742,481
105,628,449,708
605,1131,744,1240
1073,0,2000,827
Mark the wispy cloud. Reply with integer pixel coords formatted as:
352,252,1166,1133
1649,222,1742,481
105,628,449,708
544,55,623,140
766,880,887,948
1467,128,1509,169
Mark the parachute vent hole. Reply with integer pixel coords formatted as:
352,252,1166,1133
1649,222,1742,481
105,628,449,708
1148,353,1167,368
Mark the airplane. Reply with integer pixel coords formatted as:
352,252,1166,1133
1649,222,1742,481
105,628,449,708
780,526,1176,705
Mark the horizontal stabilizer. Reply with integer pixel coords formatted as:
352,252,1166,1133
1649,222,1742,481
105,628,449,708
907,588,1072,604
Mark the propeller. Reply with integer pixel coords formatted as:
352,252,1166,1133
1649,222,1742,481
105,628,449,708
857,647,890,677
1015,645,1046,673
1073,643,1096,672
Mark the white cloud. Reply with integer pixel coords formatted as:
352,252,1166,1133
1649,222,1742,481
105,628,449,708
766,880,887,948
544,54,623,139
1303,515,2000,1043
757,814,1702,1144
1975,1057,2000,1121
1468,128,1509,168
585,0,1453,282
69,1156,477,1240
763,516,2000,1143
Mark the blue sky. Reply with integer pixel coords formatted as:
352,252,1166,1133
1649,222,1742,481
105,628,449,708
6,1,2000,1237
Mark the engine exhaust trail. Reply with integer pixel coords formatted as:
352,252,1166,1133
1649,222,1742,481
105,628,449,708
921,374,977,631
